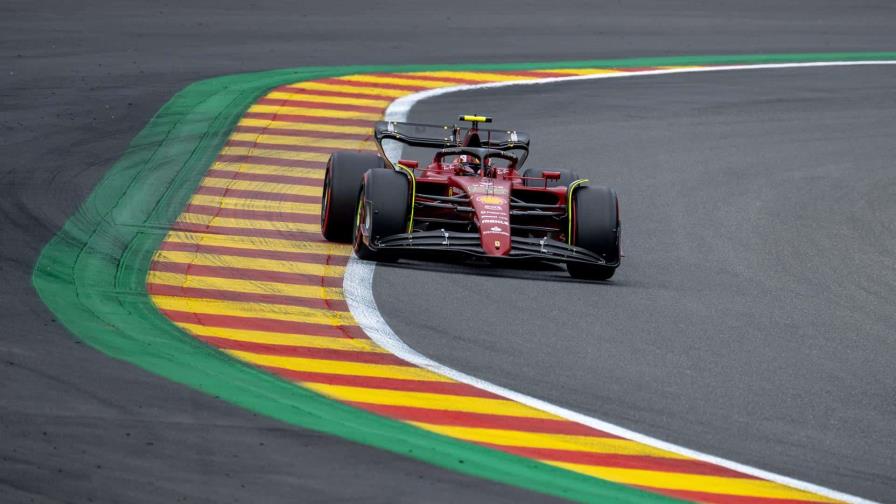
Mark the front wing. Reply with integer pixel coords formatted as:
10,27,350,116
373,230,617,267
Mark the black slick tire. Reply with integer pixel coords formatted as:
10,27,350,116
321,151,385,243
353,169,410,261
568,185,620,281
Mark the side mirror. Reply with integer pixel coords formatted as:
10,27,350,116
398,159,419,169
542,170,562,181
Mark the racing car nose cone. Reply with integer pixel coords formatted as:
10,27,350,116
464,179,513,256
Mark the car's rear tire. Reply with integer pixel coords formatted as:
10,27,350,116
521,168,581,188
321,151,386,242
567,185,620,281
353,169,410,261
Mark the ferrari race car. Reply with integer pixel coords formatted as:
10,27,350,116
319,115,621,280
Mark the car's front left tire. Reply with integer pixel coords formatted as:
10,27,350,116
353,168,410,261
321,151,386,243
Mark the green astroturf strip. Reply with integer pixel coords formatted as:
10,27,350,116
31,52,896,502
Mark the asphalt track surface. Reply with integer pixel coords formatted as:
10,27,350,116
387,65,896,501
3,1,895,502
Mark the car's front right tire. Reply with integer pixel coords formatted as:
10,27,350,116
567,185,620,280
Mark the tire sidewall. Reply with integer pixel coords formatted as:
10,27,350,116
352,169,410,260
321,151,385,243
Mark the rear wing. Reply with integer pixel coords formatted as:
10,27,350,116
373,120,530,165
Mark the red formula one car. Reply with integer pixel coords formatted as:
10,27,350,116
319,115,621,280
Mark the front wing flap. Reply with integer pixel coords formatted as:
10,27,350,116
374,231,617,266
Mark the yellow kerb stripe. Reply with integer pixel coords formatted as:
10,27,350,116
152,251,344,277
228,349,452,382
229,132,375,151
238,118,372,135
176,213,320,233
200,178,322,196
220,146,334,163
285,81,413,98
334,74,461,89
265,91,391,108
177,323,387,353
189,194,320,214
542,68,624,76
163,231,351,255
249,104,382,121
305,383,557,420
148,271,343,300
210,162,324,178
551,462,840,502
410,423,688,459
408,71,540,83
151,295,355,326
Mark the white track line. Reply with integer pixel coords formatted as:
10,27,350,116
344,60,896,504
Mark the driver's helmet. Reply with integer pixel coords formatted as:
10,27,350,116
452,154,481,173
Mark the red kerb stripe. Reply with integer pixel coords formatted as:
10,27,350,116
198,336,409,365
194,186,320,204
479,444,757,479
630,487,821,504
206,168,323,186
151,261,343,288
265,367,501,398
160,309,367,338
242,111,372,127
147,283,349,311
256,97,384,114
226,139,373,155
216,154,328,168
158,241,348,266
171,222,324,242
182,204,319,225
317,77,427,93
346,402,620,437
233,125,370,141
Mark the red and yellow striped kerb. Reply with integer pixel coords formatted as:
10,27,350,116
147,67,840,503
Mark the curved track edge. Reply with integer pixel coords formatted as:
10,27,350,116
32,52,896,503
